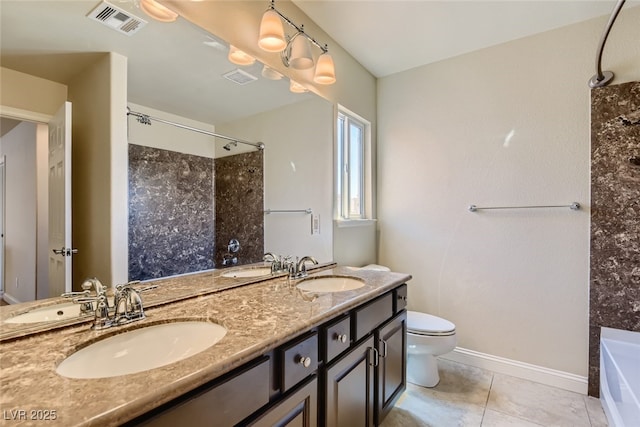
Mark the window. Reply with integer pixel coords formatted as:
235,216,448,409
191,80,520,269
337,108,370,220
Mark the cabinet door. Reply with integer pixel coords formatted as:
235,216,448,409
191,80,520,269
325,336,375,427
376,311,407,425
251,377,317,427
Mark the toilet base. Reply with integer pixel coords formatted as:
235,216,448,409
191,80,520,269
407,352,440,387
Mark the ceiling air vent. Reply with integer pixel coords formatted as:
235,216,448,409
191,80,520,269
87,1,147,36
223,69,259,85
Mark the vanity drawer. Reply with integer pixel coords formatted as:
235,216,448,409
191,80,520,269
280,331,318,392
394,284,408,313
353,292,394,341
324,313,351,363
141,356,270,427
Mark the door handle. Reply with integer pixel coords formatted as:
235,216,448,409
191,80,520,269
52,247,78,256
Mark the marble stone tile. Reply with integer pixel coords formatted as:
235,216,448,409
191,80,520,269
128,144,214,280
584,395,609,427
589,80,640,396
487,373,591,426
481,409,544,427
214,151,264,268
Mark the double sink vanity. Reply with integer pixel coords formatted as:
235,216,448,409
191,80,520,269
0,263,411,426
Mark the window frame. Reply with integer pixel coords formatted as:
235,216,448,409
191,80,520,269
336,106,371,221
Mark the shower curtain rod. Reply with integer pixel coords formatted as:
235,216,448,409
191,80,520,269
589,0,626,88
126,108,265,151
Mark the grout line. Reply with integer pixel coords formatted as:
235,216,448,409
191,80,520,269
480,373,495,426
582,395,595,427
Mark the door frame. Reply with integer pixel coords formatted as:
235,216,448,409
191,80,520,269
0,105,54,303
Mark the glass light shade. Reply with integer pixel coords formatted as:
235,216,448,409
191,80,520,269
228,45,255,66
258,10,286,52
261,65,283,80
140,0,178,22
289,80,308,93
313,52,336,84
288,33,314,70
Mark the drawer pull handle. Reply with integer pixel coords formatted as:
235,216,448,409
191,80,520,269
379,338,388,358
335,333,348,343
298,356,312,368
368,347,379,367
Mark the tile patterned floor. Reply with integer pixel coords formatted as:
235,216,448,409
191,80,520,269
381,359,609,427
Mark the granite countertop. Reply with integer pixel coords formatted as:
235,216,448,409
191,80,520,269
0,266,411,426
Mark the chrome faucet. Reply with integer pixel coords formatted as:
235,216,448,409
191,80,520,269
264,252,292,274
71,278,157,330
61,277,107,314
294,256,318,278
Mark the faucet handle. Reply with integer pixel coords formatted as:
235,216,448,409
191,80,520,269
61,290,90,298
116,280,141,292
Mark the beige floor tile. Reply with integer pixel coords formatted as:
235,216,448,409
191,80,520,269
487,373,591,427
584,396,609,427
429,359,494,407
382,384,484,427
481,409,545,426
381,359,492,427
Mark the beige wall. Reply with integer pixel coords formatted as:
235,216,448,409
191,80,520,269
127,103,217,158
68,52,128,289
0,67,67,118
377,6,640,385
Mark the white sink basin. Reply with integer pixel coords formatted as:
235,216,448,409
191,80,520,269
222,267,272,278
296,276,365,292
56,321,227,379
6,302,82,324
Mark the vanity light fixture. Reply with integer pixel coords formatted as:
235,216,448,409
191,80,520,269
139,0,178,23
258,0,336,85
261,65,283,80
289,80,308,93
228,45,256,66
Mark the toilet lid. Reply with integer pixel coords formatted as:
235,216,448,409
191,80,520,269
407,311,455,334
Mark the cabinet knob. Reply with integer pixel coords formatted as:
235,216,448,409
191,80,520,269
397,295,407,302
335,333,348,343
298,356,312,368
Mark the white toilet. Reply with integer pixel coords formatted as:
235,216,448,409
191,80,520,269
407,310,457,387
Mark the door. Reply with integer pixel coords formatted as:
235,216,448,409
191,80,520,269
325,336,375,427
251,377,317,427
48,102,72,296
376,311,407,425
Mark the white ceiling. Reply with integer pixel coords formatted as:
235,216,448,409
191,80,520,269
293,0,636,77
1,0,636,125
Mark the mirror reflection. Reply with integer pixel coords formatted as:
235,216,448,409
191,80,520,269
0,0,328,315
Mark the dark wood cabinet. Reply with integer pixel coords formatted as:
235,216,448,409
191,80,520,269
324,336,376,427
375,311,407,424
251,377,318,427
131,285,407,427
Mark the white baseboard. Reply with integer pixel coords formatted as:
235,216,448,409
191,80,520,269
440,347,588,395
2,292,22,305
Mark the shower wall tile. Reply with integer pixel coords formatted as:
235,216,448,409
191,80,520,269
589,81,640,396
214,151,264,267
128,144,214,280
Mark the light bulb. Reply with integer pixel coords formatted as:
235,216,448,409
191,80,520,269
258,9,286,52
140,0,178,22
313,52,336,85
228,45,255,66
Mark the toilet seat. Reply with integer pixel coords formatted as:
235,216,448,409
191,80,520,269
407,311,456,337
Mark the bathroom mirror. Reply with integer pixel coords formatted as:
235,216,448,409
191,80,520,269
0,0,331,319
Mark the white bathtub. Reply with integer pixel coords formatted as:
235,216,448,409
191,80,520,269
600,327,640,427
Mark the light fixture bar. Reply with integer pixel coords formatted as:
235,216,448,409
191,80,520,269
267,1,328,53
